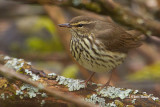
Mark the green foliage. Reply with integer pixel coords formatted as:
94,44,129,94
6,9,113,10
61,65,79,79
33,16,56,35
127,62,160,81
85,3,101,13
25,16,63,53
26,37,57,53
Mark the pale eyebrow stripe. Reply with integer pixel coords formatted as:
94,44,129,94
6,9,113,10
71,21,97,25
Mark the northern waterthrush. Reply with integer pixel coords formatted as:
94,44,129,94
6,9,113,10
59,16,142,87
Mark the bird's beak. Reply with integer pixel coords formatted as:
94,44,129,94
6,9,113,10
58,23,72,28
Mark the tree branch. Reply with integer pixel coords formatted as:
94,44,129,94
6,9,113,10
11,0,160,37
0,55,95,107
0,54,160,107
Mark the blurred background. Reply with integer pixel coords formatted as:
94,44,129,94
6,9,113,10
0,0,160,98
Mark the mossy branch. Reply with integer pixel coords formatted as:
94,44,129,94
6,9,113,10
0,54,160,107
0,54,95,107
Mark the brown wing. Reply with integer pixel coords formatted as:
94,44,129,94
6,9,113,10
95,22,142,53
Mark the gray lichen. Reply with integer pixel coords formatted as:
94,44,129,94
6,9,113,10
56,75,85,91
5,57,25,71
4,56,39,81
16,90,23,95
48,73,57,76
131,99,136,104
41,100,46,106
98,86,132,99
48,73,57,79
15,84,48,99
84,94,117,107
2,55,160,106
25,69,40,81
151,96,159,101
41,93,48,98
0,93,5,100
133,90,138,94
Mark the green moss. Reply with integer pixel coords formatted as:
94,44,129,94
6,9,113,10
61,65,78,78
33,16,56,35
114,100,124,107
25,16,64,53
0,78,8,89
127,62,160,81
85,3,101,13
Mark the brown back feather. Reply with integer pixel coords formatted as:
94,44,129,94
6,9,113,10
95,21,142,53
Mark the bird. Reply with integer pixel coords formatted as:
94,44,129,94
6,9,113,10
58,16,142,88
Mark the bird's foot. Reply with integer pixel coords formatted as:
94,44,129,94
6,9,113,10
98,81,112,92
98,70,114,92
80,80,90,88
80,72,95,88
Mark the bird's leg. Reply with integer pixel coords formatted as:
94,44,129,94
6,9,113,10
104,71,113,87
98,70,114,91
81,72,95,87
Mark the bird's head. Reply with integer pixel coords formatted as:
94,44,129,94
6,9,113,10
58,16,98,37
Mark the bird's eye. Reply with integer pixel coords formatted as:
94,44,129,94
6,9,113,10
77,24,83,27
